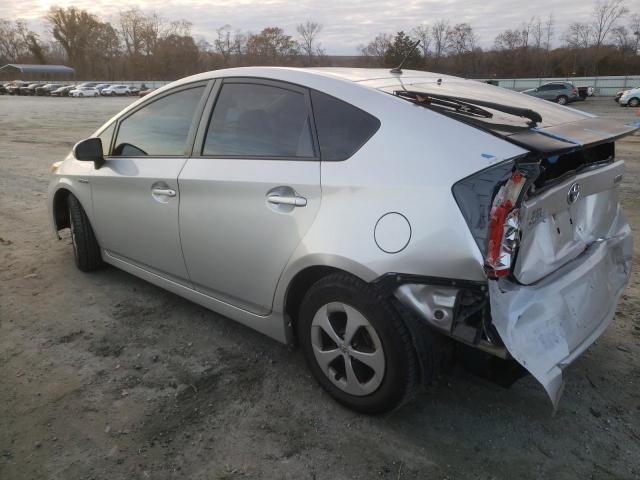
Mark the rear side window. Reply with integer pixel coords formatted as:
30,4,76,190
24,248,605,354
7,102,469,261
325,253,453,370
113,86,204,156
310,90,380,161
203,83,315,158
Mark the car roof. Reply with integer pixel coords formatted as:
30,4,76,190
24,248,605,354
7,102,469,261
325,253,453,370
167,66,456,89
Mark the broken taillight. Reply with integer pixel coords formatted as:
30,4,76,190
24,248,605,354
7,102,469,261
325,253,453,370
485,171,527,279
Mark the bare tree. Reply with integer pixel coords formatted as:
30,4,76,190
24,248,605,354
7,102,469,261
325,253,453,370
358,33,392,65
530,16,544,50
629,13,640,54
564,22,592,49
119,9,147,59
541,13,555,75
494,29,526,51
245,27,299,65
214,25,234,66
47,7,102,73
543,13,555,51
0,20,33,63
412,24,431,59
591,0,629,47
431,19,449,63
447,23,476,56
296,21,324,65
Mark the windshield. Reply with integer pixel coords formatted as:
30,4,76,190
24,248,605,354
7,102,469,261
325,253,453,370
379,79,588,129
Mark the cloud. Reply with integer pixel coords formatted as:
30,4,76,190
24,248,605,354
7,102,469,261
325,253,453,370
4,0,600,54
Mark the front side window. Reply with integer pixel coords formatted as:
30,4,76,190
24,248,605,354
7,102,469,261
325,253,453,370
113,86,205,156
97,123,115,156
310,90,380,161
202,83,315,158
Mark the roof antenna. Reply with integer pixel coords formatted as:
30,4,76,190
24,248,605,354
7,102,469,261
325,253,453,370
390,39,421,74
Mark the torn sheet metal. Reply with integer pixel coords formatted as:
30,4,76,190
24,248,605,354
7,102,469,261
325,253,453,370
489,211,632,409
514,161,625,285
395,283,459,332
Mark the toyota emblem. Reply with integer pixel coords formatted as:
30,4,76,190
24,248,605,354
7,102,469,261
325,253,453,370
567,182,581,205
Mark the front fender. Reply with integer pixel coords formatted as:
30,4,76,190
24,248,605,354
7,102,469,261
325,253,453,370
47,174,93,239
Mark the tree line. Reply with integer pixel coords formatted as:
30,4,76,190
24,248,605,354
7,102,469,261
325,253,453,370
0,0,638,80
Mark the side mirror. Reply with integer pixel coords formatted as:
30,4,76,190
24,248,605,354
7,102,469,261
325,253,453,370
74,137,105,169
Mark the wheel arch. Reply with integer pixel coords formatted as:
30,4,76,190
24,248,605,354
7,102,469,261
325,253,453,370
50,182,93,236
280,256,377,341
52,187,72,232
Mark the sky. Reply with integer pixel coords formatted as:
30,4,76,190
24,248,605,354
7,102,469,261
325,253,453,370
2,0,605,54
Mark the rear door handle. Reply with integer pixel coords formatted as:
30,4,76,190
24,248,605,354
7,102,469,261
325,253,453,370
267,194,307,207
152,188,176,197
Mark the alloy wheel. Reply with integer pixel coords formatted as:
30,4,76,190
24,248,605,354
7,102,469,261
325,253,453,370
310,302,385,396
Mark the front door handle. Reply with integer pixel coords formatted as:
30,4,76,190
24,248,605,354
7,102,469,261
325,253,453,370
267,194,307,207
152,188,176,197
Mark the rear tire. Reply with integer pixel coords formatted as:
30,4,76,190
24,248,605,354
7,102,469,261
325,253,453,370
68,195,104,272
298,273,420,414
556,95,568,105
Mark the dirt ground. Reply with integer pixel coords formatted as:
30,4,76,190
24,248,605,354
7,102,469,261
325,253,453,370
1,95,639,480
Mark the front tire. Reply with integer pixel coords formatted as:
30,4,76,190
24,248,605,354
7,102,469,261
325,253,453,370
68,195,104,272
298,273,420,414
556,95,568,105
628,97,640,107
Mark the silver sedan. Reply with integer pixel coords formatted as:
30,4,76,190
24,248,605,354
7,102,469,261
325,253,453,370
49,67,636,413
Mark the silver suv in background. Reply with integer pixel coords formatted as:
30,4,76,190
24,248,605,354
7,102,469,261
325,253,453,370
48,68,636,413
522,82,579,104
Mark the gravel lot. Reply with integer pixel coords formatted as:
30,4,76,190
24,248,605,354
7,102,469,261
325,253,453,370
1,95,639,480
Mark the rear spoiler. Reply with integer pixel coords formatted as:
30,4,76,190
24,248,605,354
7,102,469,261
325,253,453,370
505,117,639,154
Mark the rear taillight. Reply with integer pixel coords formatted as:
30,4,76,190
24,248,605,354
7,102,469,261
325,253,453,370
485,171,527,279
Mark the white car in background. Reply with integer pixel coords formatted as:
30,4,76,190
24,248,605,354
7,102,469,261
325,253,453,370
619,87,640,107
102,85,132,96
69,87,100,97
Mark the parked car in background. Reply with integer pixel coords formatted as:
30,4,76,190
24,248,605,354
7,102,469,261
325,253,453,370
95,83,111,93
51,85,76,97
35,84,64,96
577,86,594,100
138,88,156,97
101,84,132,96
6,81,28,95
19,83,44,96
70,86,100,97
619,87,640,107
49,67,636,413
615,86,639,103
522,82,579,104
0,84,7,95
76,82,98,88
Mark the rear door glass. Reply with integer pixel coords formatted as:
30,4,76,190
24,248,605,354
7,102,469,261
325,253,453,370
202,83,315,158
310,90,380,161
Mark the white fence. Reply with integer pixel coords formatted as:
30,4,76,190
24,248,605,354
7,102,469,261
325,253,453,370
483,76,640,96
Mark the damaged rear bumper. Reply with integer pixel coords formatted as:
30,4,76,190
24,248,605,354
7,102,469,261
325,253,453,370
488,213,632,409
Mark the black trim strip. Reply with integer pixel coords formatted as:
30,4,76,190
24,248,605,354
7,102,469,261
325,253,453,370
372,272,487,297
